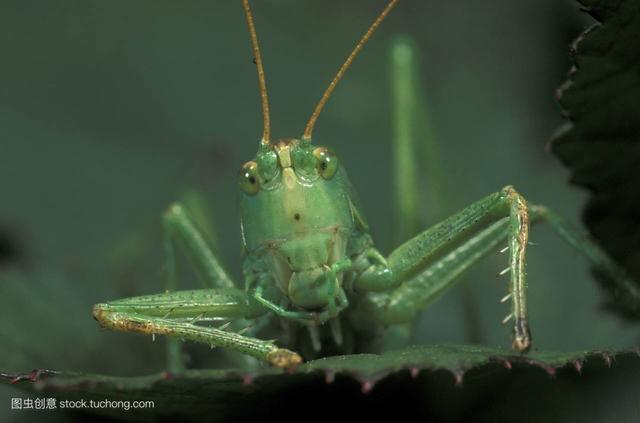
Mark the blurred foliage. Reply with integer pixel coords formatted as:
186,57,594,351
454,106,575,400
552,0,640,319
1,0,640,421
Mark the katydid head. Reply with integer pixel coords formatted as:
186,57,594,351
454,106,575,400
237,0,398,311
239,139,353,309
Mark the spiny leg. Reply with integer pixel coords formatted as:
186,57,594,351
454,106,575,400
355,186,533,351
92,289,302,369
367,219,515,344
163,202,237,372
361,199,639,352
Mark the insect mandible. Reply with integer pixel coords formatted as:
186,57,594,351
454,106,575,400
92,0,635,369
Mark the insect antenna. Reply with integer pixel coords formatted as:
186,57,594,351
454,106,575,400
302,0,399,141
242,0,271,146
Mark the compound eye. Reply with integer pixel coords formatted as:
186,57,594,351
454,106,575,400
239,161,260,195
313,147,338,179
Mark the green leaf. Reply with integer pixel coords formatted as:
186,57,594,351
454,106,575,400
551,0,640,319
2,345,632,421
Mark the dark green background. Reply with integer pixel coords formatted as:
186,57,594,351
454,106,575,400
1,0,638,421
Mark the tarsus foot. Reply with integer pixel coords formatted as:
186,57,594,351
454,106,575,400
267,348,303,369
512,317,532,352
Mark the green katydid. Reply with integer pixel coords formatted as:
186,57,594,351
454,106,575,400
92,0,639,370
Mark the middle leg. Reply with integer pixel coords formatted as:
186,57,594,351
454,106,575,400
162,202,237,372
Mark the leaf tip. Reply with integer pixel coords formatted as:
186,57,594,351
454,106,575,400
601,352,613,368
409,367,420,379
572,360,583,375
360,380,375,394
324,371,335,384
453,371,464,387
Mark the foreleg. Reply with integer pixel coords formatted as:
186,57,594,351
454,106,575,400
92,289,302,369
